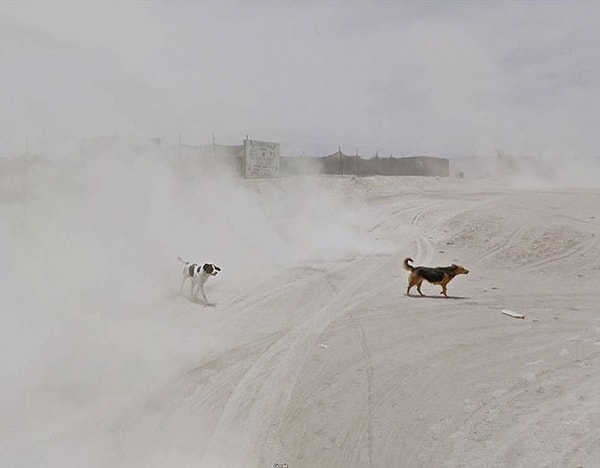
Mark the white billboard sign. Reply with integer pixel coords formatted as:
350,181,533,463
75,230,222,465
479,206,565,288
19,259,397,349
243,139,280,178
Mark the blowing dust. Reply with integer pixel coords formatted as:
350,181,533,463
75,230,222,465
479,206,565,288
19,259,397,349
0,155,379,466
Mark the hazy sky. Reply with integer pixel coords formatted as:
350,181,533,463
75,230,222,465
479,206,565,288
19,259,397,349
2,1,599,158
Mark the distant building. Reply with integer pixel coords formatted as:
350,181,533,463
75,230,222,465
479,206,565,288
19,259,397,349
288,151,450,177
161,142,242,161
81,135,161,159
397,156,449,177
162,138,280,179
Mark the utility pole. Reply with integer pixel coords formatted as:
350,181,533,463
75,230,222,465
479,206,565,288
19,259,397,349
23,137,29,201
212,133,216,168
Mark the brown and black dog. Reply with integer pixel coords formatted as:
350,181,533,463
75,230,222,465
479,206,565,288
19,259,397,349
404,258,469,297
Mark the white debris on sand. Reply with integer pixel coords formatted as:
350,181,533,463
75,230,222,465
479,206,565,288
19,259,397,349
502,308,526,319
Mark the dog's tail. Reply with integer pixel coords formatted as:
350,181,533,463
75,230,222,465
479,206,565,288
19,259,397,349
403,257,415,272
177,256,189,265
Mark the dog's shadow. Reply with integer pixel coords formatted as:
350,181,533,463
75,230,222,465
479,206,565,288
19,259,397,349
406,294,469,300
190,298,218,307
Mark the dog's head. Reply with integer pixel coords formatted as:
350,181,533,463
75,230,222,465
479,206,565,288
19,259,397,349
451,264,469,275
202,263,221,276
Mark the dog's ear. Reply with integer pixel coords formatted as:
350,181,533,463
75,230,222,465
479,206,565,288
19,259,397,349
203,263,214,274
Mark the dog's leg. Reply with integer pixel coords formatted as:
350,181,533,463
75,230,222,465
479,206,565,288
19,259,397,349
440,278,449,297
197,276,209,303
180,276,187,295
416,279,425,296
407,275,418,296
199,284,208,304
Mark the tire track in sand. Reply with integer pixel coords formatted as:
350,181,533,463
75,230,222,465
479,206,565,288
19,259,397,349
348,311,375,467
199,195,493,467
198,254,386,468
477,226,523,261
527,237,598,271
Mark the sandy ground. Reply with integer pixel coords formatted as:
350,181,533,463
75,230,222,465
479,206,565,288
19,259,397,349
1,168,599,467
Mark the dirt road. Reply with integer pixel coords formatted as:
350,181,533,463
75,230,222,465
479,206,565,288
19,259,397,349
3,175,599,467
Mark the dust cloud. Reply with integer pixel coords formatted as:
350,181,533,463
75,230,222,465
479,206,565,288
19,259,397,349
0,155,382,467
452,154,600,189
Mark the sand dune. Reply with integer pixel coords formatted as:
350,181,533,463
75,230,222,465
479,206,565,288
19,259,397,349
1,165,599,467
